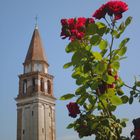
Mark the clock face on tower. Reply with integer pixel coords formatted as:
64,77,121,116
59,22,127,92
34,63,43,72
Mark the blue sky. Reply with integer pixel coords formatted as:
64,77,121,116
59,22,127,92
0,0,140,140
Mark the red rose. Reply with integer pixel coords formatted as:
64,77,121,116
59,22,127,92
87,18,95,24
77,17,87,24
66,102,80,118
60,17,95,41
76,32,84,40
93,0,128,20
61,19,68,26
114,14,122,20
68,18,75,29
106,0,128,20
93,4,107,19
76,17,86,31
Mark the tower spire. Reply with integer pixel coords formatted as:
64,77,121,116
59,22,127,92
24,26,48,65
35,15,38,29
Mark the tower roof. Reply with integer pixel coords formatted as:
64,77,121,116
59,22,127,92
24,27,48,64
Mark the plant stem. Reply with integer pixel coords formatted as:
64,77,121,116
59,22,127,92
124,83,140,93
109,21,115,65
99,98,111,117
104,17,111,28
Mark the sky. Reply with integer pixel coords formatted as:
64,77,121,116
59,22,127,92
0,0,140,140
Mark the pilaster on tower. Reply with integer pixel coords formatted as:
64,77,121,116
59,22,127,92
16,26,56,140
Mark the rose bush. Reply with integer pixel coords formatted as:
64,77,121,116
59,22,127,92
60,0,140,139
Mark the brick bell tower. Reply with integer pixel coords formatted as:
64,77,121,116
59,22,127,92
15,25,56,140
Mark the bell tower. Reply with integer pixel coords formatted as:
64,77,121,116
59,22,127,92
16,26,56,140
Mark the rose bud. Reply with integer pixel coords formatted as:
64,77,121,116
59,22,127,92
114,74,119,81
108,68,113,75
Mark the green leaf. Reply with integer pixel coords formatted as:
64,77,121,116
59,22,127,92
121,118,129,122
101,119,109,126
121,121,126,127
83,103,92,110
129,96,133,104
119,38,130,48
96,61,107,73
63,62,73,69
101,49,108,57
93,52,102,61
136,81,140,87
67,123,75,129
86,23,97,35
113,55,120,61
99,40,108,50
72,71,81,79
76,76,87,85
96,22,107,35
112,61,120,70
118,47,127,56
98,99,107,109
107,89,115,96
77,94,88,105
117,89,124,96
125,16,132,26
65,40,80,53
60,93,75,100
72,51,83,65
88,95,96,104
118,22,125,31
90,35,101,46
103,74,115,84
83,63,91,73
116,22,126,38
112,30,119,38
105,28,110,34
121,95,129,104
75,86,86,95
91,122,99,129
91,80,99,90
110,95,122,106
108,105,116,112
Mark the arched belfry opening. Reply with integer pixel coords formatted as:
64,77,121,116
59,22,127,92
23,79,27,95
40,78,44,92
47,80,51,94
